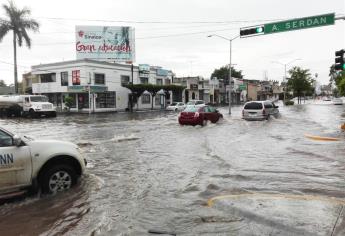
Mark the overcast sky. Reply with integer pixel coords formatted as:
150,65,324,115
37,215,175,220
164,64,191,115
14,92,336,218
0,0,344,86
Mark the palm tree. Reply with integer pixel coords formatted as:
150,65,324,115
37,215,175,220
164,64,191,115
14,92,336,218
0,1,39,94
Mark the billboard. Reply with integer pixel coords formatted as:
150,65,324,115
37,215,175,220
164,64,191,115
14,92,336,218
76,26,135,62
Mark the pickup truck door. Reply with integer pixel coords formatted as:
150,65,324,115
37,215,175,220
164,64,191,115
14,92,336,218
0,130,32,192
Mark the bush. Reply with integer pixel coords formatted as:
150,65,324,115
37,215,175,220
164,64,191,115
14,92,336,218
284,100,294,106
64,96,74,108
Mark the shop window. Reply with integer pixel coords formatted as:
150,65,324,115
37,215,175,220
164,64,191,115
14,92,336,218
95,73,105,85
156,79,163,85
96,92,116,108
61,72,68,86
40,73,56,83
121,75,130,85
140,78,148,84
165,79,171,85
78,94,89,109
72,70,80,85
141,94,150,104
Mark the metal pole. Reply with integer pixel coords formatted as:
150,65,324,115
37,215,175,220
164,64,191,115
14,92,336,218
88,72,91,115
284,64,286,103
229,40,232,115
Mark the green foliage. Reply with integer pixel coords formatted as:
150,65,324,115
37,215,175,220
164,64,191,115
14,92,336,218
64,96,74,108
287,66,314,101
329,65,345,96
284,100,294,106
336,74,345,96
0,80,6,86
123,84,185,110
0,1,40,93
210,65,243,82
123,84,185,96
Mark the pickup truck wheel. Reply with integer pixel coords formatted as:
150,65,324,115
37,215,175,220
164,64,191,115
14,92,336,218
41,165,77,194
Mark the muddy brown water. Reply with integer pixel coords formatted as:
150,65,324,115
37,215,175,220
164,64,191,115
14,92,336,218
0,102,345,235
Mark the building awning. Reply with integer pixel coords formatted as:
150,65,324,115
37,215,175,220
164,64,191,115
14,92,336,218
67,85,108,93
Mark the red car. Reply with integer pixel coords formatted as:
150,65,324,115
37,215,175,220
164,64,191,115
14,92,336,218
178,105,223,126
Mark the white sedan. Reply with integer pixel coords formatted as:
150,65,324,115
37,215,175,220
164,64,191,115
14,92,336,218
166,102,186,111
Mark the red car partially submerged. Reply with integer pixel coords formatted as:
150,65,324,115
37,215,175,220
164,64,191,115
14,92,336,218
178,105,223,126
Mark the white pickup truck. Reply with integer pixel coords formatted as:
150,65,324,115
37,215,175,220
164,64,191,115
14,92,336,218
0,95,56,118
0,127,86,199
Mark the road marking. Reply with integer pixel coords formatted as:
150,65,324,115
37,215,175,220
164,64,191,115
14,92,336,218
304,134,341,141
207,192,345,207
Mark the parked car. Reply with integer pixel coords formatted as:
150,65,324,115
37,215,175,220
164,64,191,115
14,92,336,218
166,102,186,111
242,101,279,120
185,100,206,107
0,127,86,199
178,105,223,126
332,98,343,105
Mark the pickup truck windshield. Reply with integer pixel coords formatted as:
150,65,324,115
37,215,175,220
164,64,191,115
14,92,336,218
30,96,48,102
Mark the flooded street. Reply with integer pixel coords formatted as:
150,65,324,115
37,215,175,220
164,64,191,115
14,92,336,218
0,102,345,236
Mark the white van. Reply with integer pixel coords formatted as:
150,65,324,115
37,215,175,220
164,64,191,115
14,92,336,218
242,101,279,120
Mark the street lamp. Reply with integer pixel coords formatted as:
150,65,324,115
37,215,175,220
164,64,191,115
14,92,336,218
271,58,301,103
208,34,239,115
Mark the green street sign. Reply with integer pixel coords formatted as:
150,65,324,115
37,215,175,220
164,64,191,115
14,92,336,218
264,13,335,35
239,84,247,90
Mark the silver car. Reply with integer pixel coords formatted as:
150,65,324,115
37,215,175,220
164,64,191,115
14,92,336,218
166,102,186,111
185,100,205,107
242,100,279,120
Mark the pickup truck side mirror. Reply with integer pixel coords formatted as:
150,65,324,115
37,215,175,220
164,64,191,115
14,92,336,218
13,135,22,146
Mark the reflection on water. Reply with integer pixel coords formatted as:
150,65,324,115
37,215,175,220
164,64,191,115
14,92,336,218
0,104,345,235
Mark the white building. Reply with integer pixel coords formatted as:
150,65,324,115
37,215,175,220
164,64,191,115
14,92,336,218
31,59,174,112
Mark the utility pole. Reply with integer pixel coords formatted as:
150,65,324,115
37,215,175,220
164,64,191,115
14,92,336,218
208,34,239,115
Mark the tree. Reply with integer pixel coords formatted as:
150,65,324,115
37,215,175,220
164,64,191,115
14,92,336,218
210,65,243,84
0,80,6,86
0,1,39,94
329,64,345,96
123,84,185,111
287,66,313,104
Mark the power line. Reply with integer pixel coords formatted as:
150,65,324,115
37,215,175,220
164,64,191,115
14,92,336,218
36,16,288,24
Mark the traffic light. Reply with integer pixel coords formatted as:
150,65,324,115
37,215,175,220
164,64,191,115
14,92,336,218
335,49,345,71
240,25,265,38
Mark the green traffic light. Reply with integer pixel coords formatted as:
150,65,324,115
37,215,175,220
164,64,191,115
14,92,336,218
256,27,264,33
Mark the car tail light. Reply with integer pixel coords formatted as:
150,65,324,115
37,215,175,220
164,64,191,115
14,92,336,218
194,112,199,118
242,110,244,116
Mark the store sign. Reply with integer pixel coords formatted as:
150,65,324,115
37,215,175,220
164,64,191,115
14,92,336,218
68,85,108,93
239,84,247,90
139,64,150,78
75,26,135,62
139,64,150,73
157,68,169,76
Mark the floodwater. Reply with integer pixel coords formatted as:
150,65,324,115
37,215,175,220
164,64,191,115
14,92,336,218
0,101,345,236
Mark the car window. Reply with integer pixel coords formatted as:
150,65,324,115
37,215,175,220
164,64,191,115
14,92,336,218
208,106,216,113
264,102,273,108
171,102,177,106
244,102,263,110
184,106,198,112
0,130,13,147
196,101,204,105
186,101,195,105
